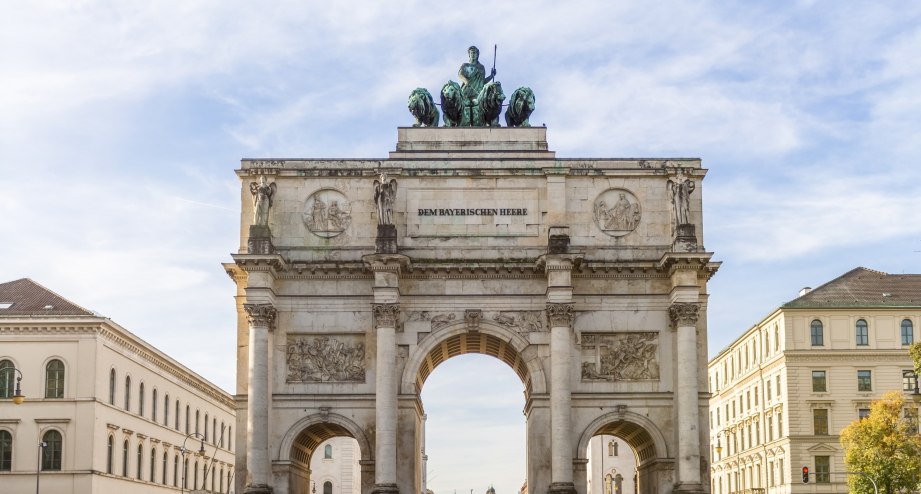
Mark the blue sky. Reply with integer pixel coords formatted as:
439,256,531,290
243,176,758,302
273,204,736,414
2,1,920,493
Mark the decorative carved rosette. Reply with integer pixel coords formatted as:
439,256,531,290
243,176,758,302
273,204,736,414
669,303,700,327
243,304,277,330
545,303,574,327
372,303,400,329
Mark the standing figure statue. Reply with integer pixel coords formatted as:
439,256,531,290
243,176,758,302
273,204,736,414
373,172,397,225
667,171,696,225
249,176,277,226
458,46,496,105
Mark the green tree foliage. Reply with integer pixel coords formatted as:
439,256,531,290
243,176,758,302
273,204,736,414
840,391,921,494
909,342,921,376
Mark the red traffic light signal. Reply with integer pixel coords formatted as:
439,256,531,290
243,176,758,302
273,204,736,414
802,466,810,483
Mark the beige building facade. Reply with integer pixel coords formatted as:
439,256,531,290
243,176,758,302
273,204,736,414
0,278,236,493
309,437,361,494
586,435,638,494
226,127,719,494
708,268,921,494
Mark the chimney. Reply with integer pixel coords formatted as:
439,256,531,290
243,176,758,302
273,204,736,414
799,287,812,297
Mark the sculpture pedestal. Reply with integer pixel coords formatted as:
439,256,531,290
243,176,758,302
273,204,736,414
376,224,398,254
243,483,273,494
248,225,274,254
673,223,697,252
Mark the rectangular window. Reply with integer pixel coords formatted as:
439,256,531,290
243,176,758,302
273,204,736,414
717,408,721,425
754,387,759,406
767,416,773,441
767,380,772,401
777,412,783,436
769,461,775,486
812,370,827,392
754,422,759,446
903,322,915,345
858,370,872,391
815,456,831,483
813,409,829,435
859,408,870,420
776,375,782,397
779,458,784,484
746,390,751,410
903,370,918,392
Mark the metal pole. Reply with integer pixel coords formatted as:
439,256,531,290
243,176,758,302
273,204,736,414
36,441,46,494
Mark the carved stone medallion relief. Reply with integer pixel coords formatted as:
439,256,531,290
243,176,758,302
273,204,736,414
285,335,365,383
593,189,641,237
406,310,545,333
581,332,659,381
303,189,352,238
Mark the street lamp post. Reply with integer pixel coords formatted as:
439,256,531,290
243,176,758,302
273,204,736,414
180,432,206,494
36,441,47,494
0,365,26,404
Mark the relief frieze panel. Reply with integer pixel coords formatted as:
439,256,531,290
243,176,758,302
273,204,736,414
285,335,366,383
581,332,659,381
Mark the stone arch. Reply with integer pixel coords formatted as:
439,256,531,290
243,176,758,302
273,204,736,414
277,412,372,465
400,320,547,397
577,411,670,466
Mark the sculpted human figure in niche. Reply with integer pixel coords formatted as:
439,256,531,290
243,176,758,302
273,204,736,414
373,172,397,225
458,46,496,104
668,171,696,225
249,176,276,226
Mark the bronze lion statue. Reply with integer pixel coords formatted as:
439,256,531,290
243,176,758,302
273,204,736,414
440,81,465,127
407,88,439,127
477,81,505,127
505,86,535,127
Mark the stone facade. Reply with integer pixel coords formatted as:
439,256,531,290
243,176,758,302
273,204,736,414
0,278,235,494
708,268,921,494
226,128,719,494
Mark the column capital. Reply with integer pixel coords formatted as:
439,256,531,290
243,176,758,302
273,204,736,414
545,303,574,327
372,303,400,329
243,303,277,330
669,303,700,327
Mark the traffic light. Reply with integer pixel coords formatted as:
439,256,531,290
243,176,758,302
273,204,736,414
802,466,810,483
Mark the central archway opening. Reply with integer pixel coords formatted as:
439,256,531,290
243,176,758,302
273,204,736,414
421,353,527,494
289,423,363,494
583,420,663,494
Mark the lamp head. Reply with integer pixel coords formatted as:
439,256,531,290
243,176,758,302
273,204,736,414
913,378,921,404
12,376,24,405
198,439,206,456
714,435,723,455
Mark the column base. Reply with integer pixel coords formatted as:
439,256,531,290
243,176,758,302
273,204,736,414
672,481,705,494
548,482,577,494
244,483,274,494
371,483,400,494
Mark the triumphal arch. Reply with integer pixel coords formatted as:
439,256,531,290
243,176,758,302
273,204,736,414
225,47,718,494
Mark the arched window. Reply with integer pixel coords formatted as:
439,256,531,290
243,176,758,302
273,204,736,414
0,360,14,398
220,467,225,492
124,376,131,411
183,458,189,488
152,389,158,422
106,435,114,474
204,413,209,441
42,430,63,471
0,430,13,471
186,405,190,434
45,359,65,398
175,401,180,430
324,480,333,494
173,454,179,487
109,369,116,404
194,460,199,490
902,319,914,346
325,444,333,459
810,320,824,346
139,383,145,416
138,383,144,417
196,410,200,435
220,422,225,447
150,447,156,482
228,426,232,450
856,319,869,346
213,418,217,445
164,394,170,425
162,451,168,485
136,444,143,480
614,441,619,456
122,439,129,476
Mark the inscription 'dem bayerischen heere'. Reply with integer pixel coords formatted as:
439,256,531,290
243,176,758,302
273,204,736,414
417,208,528,216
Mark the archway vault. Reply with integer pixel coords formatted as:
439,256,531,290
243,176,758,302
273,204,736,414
401,322,547,398
278,412,372,470
578,411,670,467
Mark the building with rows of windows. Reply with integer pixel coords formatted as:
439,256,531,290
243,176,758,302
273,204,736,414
0,278,235,493
707,267,921,494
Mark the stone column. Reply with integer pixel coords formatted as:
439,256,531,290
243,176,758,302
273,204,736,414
547,302,577,494
244,303,277,494
372,303,400,494
670,302,702,493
